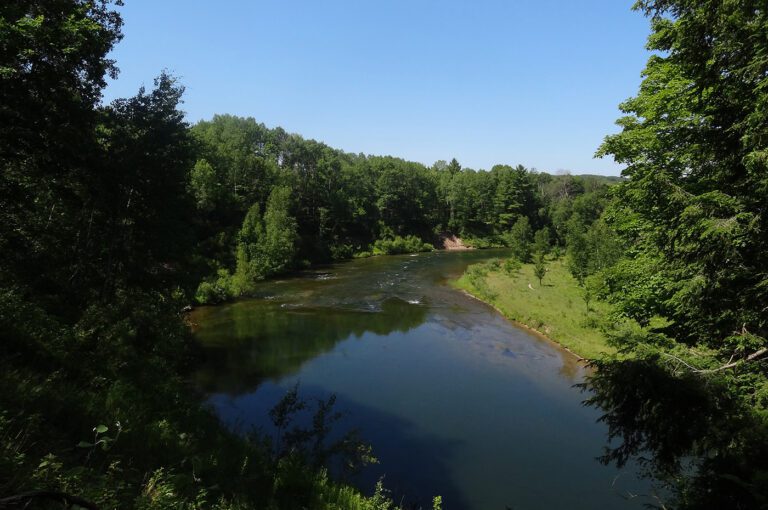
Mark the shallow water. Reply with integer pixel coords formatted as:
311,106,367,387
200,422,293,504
191,250,650,509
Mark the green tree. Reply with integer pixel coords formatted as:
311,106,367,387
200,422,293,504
566,231,589,285
584,218,621,273
261,185,298,275
235,186,297,286
446,158,461,175
98,73,197,293
508,216,532,262
590,1,768,507
234,202,265,288
533,251,547,286
190,158,220,211
1,0,123,311
533,227,551,255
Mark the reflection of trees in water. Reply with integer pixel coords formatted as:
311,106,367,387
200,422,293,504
584,358,768,509
195,297,428,394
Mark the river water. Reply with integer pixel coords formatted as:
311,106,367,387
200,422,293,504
190,250,649,509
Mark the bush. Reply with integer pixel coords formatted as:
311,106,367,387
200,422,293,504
462,235,505,249
194,269,237,304
371,236,433,255
502,258,521,275
329,243,354,260
466,263,490,280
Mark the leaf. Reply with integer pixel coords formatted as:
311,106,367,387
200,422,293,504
94,424,108,434
77,441,93,448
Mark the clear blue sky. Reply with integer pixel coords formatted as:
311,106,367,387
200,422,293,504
103,1,652,175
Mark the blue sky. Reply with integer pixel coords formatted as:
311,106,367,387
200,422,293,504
103,1,652,175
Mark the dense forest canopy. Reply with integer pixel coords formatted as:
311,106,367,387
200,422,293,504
186,113,618,303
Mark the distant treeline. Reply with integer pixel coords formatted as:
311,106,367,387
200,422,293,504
188,113,620,302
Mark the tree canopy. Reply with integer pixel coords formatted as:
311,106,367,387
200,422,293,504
590,1,768,507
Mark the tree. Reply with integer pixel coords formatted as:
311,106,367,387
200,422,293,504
0,0,123,312
508,216,532,262
591,1,768,507
190,159,220,211
446,158,461,175
234,202,265,287
98,73,197,293
533,227,551,255
582,274,603,313
566,230,589,285
261,185,298,275
584,218,621,273
235,186,297,286
533,251,547,287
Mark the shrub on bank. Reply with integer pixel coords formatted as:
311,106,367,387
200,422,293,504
372,236,433,255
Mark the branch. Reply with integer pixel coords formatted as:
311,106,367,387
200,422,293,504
661,348,768,374
660,352,701,373
0,491,99,510
698,347,768,373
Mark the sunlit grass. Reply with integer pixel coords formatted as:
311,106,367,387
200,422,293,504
453,258,615,360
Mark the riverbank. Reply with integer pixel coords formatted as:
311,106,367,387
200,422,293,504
452,258,615,360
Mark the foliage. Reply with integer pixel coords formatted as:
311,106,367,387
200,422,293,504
506,216,533,262
566,215,622,286
454,259,616,359
590,0,768,507
532,252,547,286
195,269,238,305
371,236,433,256
188,123,611,299
533,227,551,255
502,258,521,276
239,186,298,283
268,385,378,474
565,228,590,285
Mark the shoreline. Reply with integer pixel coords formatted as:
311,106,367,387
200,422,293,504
457,287,589,363
189,246,504,309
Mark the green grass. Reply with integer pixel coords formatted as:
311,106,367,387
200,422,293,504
453,258,615,359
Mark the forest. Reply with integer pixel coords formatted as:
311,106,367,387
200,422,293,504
187,113,618,304
1,1,766,509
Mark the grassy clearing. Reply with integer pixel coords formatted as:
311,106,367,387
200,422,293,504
453,257,615,359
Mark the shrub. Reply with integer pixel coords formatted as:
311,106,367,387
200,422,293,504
194,269,236,304
371,236,433,255
502,258,521,275
330,243,353,260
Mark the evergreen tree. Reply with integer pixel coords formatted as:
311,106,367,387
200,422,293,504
591,1,768,507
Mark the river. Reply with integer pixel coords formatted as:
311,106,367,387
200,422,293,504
190,250,650,509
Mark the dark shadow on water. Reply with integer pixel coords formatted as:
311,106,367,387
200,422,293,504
209,383,470,510
344,398,468,510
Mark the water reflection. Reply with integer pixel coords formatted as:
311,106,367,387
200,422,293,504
193,297,429,394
